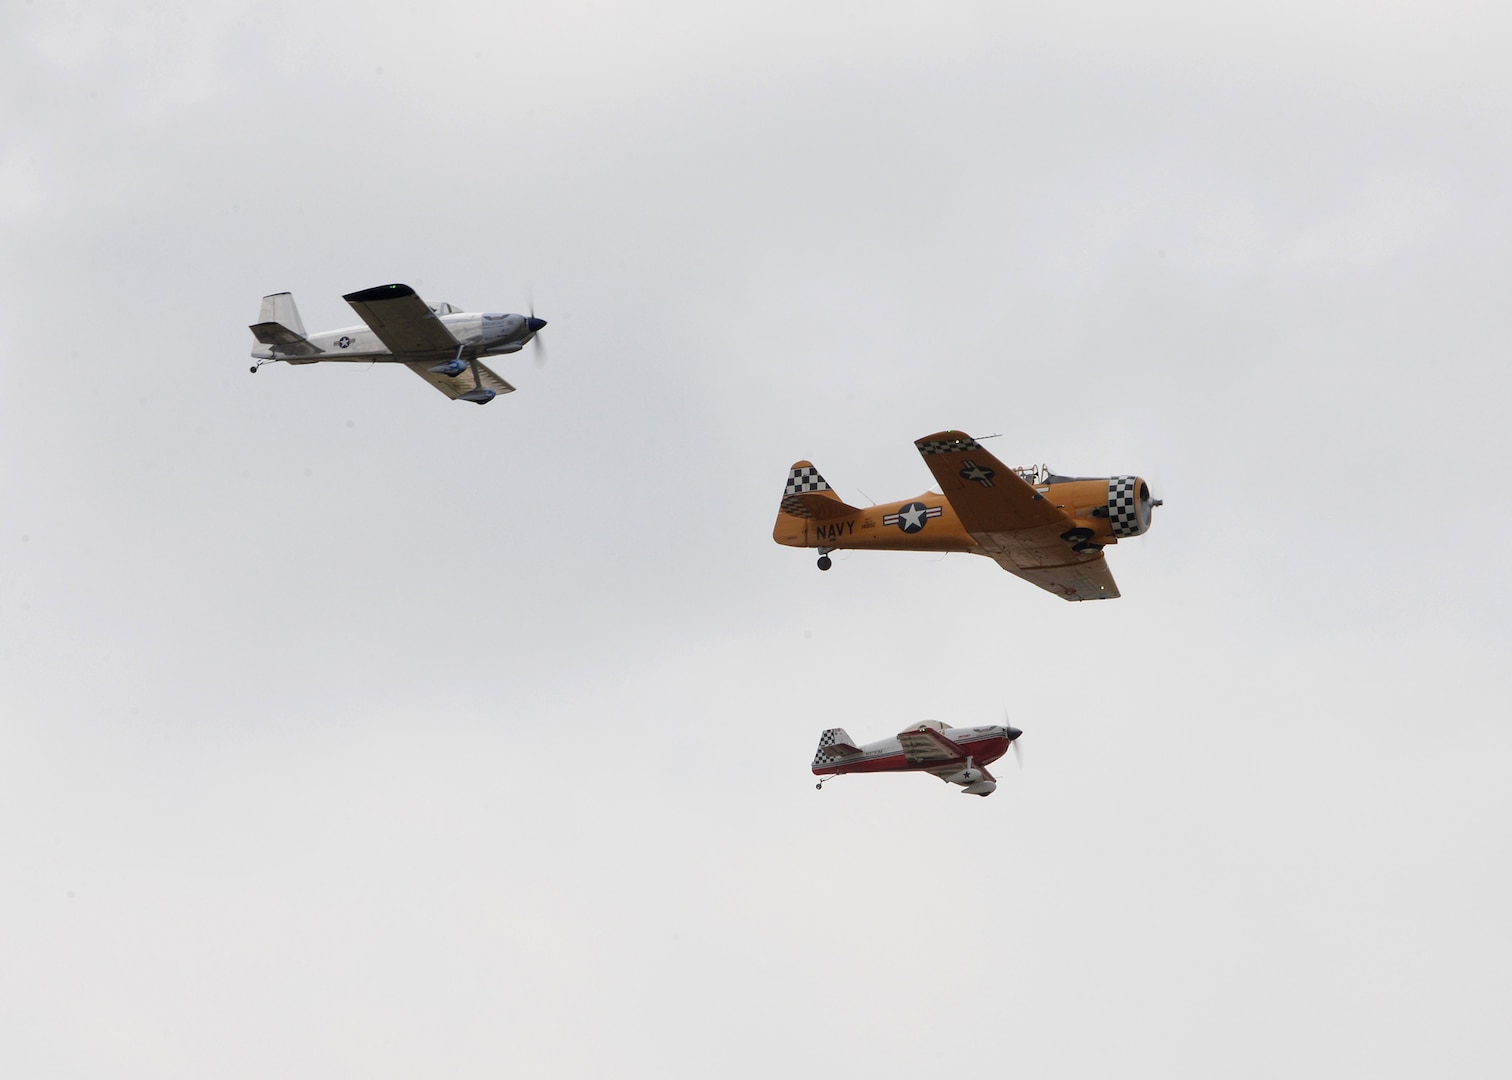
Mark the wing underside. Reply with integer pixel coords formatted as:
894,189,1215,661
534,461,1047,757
993,550,1120,600
897,727,966,766
405,361,516,401
343,284,461,357
898,727,996,782
914,431,1119,601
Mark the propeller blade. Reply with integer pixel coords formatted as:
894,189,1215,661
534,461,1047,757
525,291,547,366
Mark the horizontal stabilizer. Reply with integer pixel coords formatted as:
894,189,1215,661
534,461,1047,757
248,321,323,358
784,490,861,521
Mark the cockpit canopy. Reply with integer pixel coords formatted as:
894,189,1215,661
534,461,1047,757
427,301,460,316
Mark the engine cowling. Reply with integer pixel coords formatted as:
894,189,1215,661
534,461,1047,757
1107,476,1159,537
481,312,526,348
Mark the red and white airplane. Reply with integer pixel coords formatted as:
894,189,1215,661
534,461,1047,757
812,720,1023,797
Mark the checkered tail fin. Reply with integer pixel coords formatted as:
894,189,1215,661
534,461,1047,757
813,728,862,770
779,460,860,521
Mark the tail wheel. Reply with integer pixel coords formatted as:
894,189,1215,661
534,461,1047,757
817,556,832,571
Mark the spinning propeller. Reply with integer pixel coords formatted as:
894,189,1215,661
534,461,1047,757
525,292,548,366
1005,708,1024,769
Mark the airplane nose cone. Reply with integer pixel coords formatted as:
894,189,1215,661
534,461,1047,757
526,317,547,333
1004,726,1023,742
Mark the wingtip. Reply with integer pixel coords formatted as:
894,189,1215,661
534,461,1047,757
342,283,417,303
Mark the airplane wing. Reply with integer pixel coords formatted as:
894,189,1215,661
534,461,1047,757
405,360,516,401
994,552,1120,601
343,283,461,357
913,431,1068,533
914,430,1118,601
897,726,968,766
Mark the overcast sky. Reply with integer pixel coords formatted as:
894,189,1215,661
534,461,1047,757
5,2,1512,1076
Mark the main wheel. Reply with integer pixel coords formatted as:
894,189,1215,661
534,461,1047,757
817,556,832,571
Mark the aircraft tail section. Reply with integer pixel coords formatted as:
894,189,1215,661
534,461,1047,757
813,727,863,770
258,292,306,337
778,461,861,522
249,291,322,358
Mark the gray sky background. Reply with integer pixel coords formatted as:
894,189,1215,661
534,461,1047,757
5,2,1511,1075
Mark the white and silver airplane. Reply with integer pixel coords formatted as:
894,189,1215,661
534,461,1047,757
248,283,546,404
812,719,1023,796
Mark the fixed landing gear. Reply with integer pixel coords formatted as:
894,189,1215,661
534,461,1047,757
816,547,834,571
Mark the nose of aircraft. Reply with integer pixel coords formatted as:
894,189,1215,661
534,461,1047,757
1003,726,1023,742
526,317,547,334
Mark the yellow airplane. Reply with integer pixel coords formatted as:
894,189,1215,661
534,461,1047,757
772,430,1161,601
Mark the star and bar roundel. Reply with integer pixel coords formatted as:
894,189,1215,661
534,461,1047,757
883,502,943,533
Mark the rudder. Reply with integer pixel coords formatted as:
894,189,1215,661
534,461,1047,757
813,727,862,770
777,461,861,523
257,292,306,337
250,291,323,359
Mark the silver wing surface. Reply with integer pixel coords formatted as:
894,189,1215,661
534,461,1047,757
405,361,516,401
897,726,997,782
897,726,967,766
343,284,461,357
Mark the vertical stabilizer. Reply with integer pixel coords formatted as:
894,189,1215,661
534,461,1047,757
258,292,306,338
813,728,862,770
777,461,862,522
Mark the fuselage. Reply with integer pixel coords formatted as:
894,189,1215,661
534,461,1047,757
278,311,539,365
812,724,1013,777
774,479,1141,558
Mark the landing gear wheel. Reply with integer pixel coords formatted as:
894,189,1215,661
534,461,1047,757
817,556,832,571
249,365,258,374
816,782,823,790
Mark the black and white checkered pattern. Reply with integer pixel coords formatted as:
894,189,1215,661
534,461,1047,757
812,728,843,768
780,495,815,519
784,465,832,497
916,436,980,455
1107,475,1147,537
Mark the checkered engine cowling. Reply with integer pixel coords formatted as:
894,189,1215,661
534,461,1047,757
1108,476,1155,537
